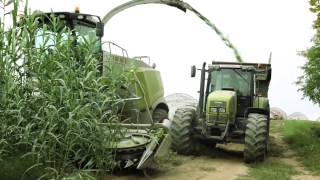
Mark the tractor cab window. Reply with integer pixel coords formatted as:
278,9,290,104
210,69,251,96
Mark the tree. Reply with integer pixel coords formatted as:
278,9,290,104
297,0,320,105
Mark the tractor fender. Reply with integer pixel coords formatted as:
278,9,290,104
245,108,270,119
250,96,270,119
253,96,269,109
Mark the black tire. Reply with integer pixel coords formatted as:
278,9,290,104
170,108,195,155
152,108,168,123
244,113,268,163
201,141,217,148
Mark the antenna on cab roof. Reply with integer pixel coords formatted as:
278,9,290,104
268,52,272,64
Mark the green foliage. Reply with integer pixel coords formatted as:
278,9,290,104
0,0,131,178
281,120,320,175
239,160,298,180
0,153,47,180
61,171,96,180
297,0,320,104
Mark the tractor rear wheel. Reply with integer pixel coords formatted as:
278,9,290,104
152,108,168,123
170,108,195,155
244,113,268,163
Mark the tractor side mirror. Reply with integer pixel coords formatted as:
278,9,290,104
96,22,104,37
267,68,272,81
191,65,196,77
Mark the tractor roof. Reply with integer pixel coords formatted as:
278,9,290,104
210,61,271,69
209,61,272,81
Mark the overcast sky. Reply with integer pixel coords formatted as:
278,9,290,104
28,0,319,120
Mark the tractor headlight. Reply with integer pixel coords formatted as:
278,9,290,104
210,101,226,113
211,107,217,113
210,107,226,113
219,108,226,113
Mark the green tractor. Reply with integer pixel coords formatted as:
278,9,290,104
33,10,171,169
170,61,272,163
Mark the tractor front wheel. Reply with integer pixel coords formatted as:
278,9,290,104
244,113,268,163
170,108,196,155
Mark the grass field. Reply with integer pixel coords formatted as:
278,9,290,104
281,120,320,175
238,159,298,180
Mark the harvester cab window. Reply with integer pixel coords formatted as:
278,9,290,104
34,13,102,54
34,19,69,50
210,69,251,96
75,24,101,53
34,29,69,49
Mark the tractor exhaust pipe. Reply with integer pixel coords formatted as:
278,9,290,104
198,62,206,117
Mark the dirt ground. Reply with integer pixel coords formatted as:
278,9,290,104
106,121,320,180
106,144,247,180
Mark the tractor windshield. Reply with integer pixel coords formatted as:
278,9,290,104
210,69,252,96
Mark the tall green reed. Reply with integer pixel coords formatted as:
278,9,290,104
0,0,129,178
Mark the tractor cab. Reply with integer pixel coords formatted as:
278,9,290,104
207,65,254,119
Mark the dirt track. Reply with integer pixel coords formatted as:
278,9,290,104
107,158,246,180
106,144,247,180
